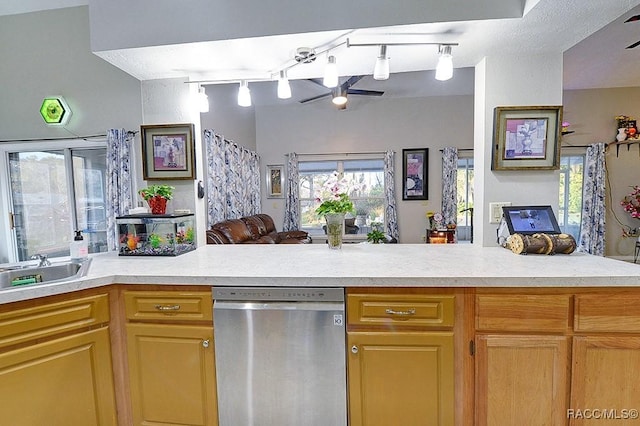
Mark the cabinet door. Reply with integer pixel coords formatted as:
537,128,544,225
475,335,569,426
571,336,640,426
0,327,116,426
126,322,217,426
348,331,454,426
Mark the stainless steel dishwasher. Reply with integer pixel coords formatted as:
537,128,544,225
213,287,347,426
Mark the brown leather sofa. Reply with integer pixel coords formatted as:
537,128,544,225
206,214,311,244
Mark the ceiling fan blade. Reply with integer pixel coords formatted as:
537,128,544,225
625,14,640,23
626,40,640,49
347,89,384,97
306,78,326,88
342,75,364,89
299,92,331,104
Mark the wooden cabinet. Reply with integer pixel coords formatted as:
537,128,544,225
475,293,572,426
0,292,116,425
475,290,640,426
347,290,467,426
123,290,218,426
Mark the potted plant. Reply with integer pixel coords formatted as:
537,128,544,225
366,229,386,244
139,184,174,214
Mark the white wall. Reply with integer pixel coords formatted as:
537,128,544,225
0,7,141,141
255,95,474,243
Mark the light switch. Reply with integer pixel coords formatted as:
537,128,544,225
489,202,511,224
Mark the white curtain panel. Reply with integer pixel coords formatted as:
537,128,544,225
204,130,260,226
106,128,133,251
578,142,606,256
441,147,458,225
283,152,300,231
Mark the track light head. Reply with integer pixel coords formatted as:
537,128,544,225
435,44,453,81
373,45,389,80
323,55,339,88
277,70,292,99
196,85,209,113
238,80,252,107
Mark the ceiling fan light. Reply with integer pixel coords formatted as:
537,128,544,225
435,45,453,81
238,80,252,107
196,85,209,113
373,45,389,80
323,55,339,88
332,87,348,106
277,70,292,99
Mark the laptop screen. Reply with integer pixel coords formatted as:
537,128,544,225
501,205,561,235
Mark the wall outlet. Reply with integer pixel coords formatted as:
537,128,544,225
489,202,511,224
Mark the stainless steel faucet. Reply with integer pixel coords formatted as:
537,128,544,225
31,254,51,267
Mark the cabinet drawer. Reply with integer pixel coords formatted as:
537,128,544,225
476,294,571,332
347,294,455,329
124,290,212,322
575,294,640,333
0,293,109,349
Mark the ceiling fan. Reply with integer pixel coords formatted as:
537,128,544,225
625,15,640,49
298,76,384,110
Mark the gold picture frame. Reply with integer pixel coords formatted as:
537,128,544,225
141,123,196,180
492,106,563,170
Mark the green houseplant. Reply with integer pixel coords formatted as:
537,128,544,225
366,229,386,244
139,184,174,214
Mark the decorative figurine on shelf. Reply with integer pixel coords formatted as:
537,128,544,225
615,115,637,141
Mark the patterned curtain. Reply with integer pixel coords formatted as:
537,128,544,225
441,147,458,225
283,152,300,231
204,130,260,226
106,129,133,250
578,142,606,256
384,150,399,240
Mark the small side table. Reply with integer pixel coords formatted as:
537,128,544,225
426,229,456,244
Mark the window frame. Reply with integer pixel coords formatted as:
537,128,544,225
297,153,387,242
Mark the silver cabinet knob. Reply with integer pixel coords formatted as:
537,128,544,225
202,339,210,348
351,345,358,354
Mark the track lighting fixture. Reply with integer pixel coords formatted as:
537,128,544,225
277,70,292,99
373,45,389,80
435,44,453,81
238,80,252,107
323,55,339,88
196,85,209,113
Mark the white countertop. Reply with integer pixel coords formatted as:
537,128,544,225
2,244,640,304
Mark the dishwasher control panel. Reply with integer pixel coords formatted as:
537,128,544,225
213,287,344,302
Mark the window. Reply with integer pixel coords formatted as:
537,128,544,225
299,157,386,238
6,143,108,262
558,154,584,240
456,157,474,242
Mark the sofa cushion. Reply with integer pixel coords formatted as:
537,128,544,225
206,229,230,244
213,219,253,244
256,214,277,233
241,215,268,239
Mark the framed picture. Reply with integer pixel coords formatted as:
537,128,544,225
402,148,428,200
141,123,196,180
492,106,563,170
266,164,285,198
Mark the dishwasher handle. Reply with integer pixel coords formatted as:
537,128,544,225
214,300,344,312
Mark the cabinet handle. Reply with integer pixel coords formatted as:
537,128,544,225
155,304,181,311
385,308,416,316
351,345,359,354
202,339,210,348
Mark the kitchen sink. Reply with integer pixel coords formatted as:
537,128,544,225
0,259,92,290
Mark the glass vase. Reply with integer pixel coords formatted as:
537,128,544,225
325,213,345,249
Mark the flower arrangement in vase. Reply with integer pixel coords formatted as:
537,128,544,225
315,172,356,249
138,184,174,214
621,185,640,219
